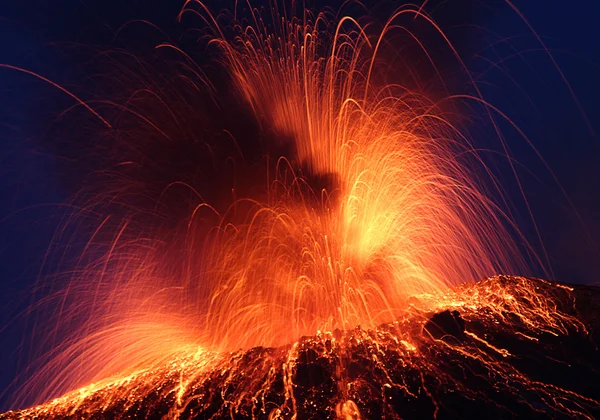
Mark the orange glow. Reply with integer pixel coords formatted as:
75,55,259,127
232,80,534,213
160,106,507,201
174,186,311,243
7,2,596,418
184,1,526,351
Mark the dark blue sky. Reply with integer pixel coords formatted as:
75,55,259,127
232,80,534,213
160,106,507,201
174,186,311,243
0,0,599,409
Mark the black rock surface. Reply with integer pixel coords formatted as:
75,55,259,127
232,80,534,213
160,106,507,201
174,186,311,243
2,276,599,419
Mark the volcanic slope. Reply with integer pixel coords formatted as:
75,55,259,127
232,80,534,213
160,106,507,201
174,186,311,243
3,275,599,419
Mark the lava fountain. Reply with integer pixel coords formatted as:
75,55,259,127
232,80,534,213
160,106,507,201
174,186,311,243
178,0,530,350
2,1,598,419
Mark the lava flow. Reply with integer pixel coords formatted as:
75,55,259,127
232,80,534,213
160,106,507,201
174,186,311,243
2,1,599,419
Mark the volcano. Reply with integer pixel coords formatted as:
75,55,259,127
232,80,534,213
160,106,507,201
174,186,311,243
3,275,598,419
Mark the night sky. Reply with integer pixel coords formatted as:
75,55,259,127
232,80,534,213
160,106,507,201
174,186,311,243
0,0,599,409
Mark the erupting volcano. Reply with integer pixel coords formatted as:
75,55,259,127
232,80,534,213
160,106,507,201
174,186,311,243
1,1,599,419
